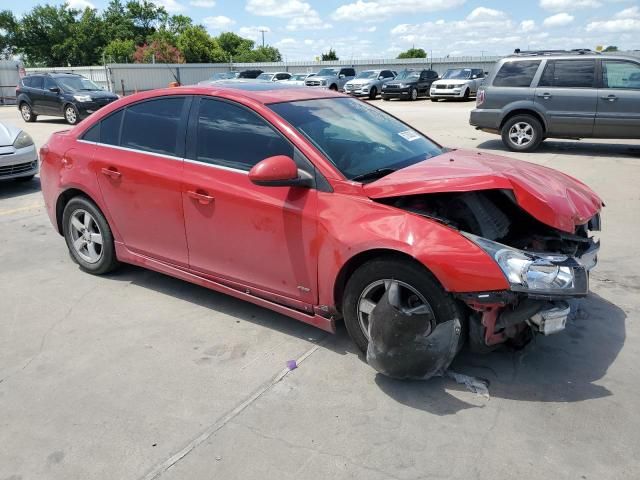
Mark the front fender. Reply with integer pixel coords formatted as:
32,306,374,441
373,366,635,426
316,192,509,309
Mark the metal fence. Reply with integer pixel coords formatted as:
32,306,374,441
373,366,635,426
0,60,23,105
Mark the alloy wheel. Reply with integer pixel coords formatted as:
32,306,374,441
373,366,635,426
21,104,31,121
357,279,434,340
65,106,77,124
69,209,104,264
509,122,534,146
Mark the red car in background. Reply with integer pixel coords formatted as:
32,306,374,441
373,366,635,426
39,82,602,374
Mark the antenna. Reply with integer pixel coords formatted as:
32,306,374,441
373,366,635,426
259,29,268,48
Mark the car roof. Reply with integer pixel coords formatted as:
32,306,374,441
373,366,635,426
505,51,639,62
158,82,343,104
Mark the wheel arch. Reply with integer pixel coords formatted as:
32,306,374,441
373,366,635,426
500,108,547,132
333,248,434,314
55,187,98,235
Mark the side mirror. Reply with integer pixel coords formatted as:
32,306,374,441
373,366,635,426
471,75,477,79
339,74,345,79
249,155,313,188
49,87,60,93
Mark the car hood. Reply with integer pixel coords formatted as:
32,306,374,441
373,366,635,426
309,75,336,81
347,79,373,86
0,122,21,146
363,150,603,233
71,90,118,99
432,79,470,86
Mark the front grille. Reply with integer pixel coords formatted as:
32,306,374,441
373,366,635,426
0,160,37,177
385,84,400,89
306,80,322,86
436,84,446,89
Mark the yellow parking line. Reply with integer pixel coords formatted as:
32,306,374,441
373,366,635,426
0,203,44,216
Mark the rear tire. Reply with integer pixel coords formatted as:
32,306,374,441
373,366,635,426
20,103,36,122
501,114,543,152
342,257,463,353
62,197,120,275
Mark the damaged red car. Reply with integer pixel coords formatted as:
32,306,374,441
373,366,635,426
39,83,602,377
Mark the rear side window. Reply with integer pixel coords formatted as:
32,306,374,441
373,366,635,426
101,110,124,146
121,98,185,157
82,123,100,142
31,76,44,90
493,61,541,87
22,77,33,87
602,60,640,89
539,60,595,88
196,98,293,171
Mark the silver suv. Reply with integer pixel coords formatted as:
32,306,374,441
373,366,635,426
305,67,356,91
470,50,640,152
344,69,396,99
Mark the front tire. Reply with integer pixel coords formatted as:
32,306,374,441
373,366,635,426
368,86,377,100
62,197,120,275
342,257,463,353
64,104,80,125
20,103,37,122
501,114,543,152
382,95,389,101
409,88,418,101
329,84,338,91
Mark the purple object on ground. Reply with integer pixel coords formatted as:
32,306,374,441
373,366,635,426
286,360,297,370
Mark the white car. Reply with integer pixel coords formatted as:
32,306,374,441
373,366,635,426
280,73,315,86
0,122,38,182
429,68,486,101
256,72,292,82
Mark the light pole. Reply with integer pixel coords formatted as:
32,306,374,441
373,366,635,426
259,29,268,48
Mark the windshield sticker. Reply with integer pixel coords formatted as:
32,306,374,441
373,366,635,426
398,130,421,142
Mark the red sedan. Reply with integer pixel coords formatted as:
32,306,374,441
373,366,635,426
39,83,602,377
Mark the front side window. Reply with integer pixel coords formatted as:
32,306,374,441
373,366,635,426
538,60,595,88
196,99,293,171
121,98,185,156
493,61,541,87
270,97,443,181
316,68,339,76
44,78,58,90
602,60,640,89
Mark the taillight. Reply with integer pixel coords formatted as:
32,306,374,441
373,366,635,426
476,89,485,107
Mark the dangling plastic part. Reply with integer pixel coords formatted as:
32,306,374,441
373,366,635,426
366,282,462,380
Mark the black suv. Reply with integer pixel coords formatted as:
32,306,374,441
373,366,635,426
16,73,119,125
381,69,439,101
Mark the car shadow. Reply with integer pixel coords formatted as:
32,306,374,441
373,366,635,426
0,176,41,199
101,264,352,356
477,138,640,158
374,292,625,415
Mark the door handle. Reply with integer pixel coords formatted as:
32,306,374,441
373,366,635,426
601,95,618,102
536,93,552,99
187,190,214,205
101,167,122,179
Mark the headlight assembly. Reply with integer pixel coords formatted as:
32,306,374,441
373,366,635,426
463,232,588,296
13,131,34,149
73,94,92,102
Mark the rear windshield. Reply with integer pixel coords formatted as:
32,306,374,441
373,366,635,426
269,97,443,181
493,61,541,87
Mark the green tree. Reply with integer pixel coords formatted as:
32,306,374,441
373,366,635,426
215,31,254,61
0,10,17,59
104,38,136,62
126,0,168,44
397,47,427,59
235,45,281,62
169,14,192,35
59,7,106,66
176,25,224,63
603,45,619,52
321,48,338,61
102,0,135,42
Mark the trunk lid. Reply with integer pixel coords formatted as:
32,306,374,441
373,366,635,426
363,150,602,233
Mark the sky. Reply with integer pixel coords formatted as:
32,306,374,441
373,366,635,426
7,0,640,60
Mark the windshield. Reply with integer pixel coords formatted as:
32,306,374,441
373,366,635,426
56,76,102,92
257,73,274,81
355,70,378,79
291,74,308,81
316,68,339,77
269,97,443,181
211,72,237,80
395,70,420,80
442,69,472,79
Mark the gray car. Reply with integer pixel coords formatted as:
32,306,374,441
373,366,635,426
470,50,640,151
305,67,356,91
344,69,396,99
0,122,38,182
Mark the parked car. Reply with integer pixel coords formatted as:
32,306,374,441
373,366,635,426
256,72,292,82
429,68,485,101
281,73,315,86
16,73,119,125
40,83,602,375
198,72,240,84
305,67,356,91
344,69,396,100
470,49,640,151
381,69,439,101
0,121,38,182
238,69,264,79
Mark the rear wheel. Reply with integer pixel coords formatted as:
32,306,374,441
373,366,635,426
501,114,543,152
20,103,36,122
342,257,462,353
62,197,120,275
